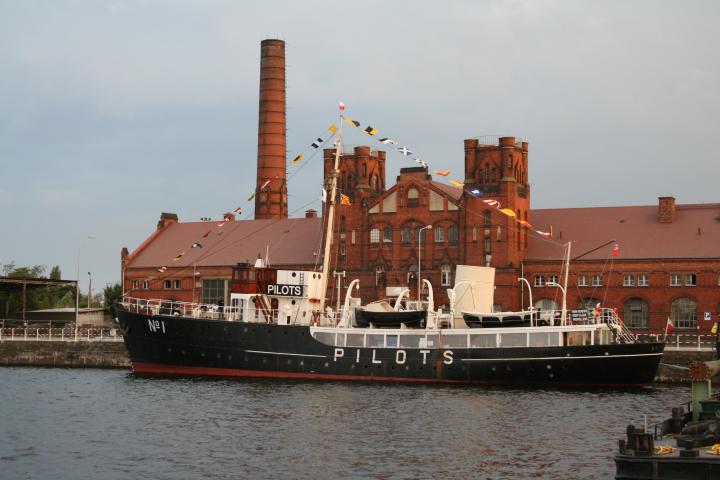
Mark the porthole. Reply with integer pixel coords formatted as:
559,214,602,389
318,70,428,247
299,361,304,366
324,362,329,368
262,358,267,364
167,348,172,353
287,359,292,365
244,327,248,333
201,352,206,357
291,300,296,305
546,364,552,370
228,355,232,361
244,356,249,362
181,349,186,355
217,353,221,359
292,272,297,277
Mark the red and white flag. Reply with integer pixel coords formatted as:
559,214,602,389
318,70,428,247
535,230,552,238
233,206,242,214
483,199,500,208
665,318,674,335
338,101,346,110
613,243,619,257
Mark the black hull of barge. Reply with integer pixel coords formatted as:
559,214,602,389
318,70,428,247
117,309,664,386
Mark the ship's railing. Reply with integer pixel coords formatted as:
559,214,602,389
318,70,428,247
636,333,717,352
0,327,122,342
119,296,340,325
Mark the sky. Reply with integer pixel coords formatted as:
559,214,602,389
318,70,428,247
1,0,718,293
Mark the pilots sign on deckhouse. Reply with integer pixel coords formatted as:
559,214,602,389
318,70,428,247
267,284,304,297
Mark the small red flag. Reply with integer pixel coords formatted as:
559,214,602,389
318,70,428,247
613,243,619,257
665,318,674,335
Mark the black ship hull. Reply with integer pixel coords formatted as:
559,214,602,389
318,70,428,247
117,308,664,386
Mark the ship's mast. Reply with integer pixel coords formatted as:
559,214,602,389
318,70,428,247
561,241,571,325
318,113,343,311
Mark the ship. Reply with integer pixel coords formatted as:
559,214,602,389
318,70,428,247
116,111,664,386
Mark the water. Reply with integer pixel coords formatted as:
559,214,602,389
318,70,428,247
0,368,690,480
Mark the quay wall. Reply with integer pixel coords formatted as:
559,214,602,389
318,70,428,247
0,341,130,368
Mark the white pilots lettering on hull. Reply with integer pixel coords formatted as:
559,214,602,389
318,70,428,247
333,348,454,366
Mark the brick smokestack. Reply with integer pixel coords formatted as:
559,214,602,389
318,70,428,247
255,39,288,219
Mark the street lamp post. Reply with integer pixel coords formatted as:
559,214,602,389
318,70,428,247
75,235,96,340
547,281,566,326
417,225,433,302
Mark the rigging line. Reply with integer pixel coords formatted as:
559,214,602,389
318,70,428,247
286,130,337,183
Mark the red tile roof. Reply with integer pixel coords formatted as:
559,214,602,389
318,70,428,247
127,217,323,268
526,203,720,261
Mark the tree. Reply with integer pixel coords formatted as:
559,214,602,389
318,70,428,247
103,282,123,316
49,265,61,280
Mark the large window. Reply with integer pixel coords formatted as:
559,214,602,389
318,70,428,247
448,225,459,243
547,275,559,285
534,275,544,287
202,279,227,305
669,274,681,286
638,274,649,286
441,264,452,286
577,275,588,287
624,298,648,329
685,273,697,286
535,298,558,312
401,227,412,243
375,265,386,286
434,226,445,243
370,228,380,244
623,274,635,287
383,227,393,243
591,275,603,287
671,297,696,329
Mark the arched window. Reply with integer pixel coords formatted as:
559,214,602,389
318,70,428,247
371,175,378,193
401,226,412,243
362,164,368,177
441,264,452,286
347,174,353,190
407,264,417,284
484,163,490,183
535,298,558,312
340,216,346,234
580,297,601,311
624,298,649,329
383,227,392,243
671,297,696,330
375,265,386,286
370,228,380,244
484,210,492,227
448,225,459,243
434,226,445,243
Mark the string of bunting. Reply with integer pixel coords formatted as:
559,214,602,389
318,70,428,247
339,103,554,239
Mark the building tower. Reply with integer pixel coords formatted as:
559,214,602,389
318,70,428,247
254,39,288,219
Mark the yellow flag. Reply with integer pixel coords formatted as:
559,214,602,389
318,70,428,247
328,124,337,133
500,208,516,217
345,119,360,127
712,323,718,334
449,180,465,187
292,153,303,165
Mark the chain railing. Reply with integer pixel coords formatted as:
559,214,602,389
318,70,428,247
0,327,123,342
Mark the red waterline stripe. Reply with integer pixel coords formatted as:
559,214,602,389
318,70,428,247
130,362,650,388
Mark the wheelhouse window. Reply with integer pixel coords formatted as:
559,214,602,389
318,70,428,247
434,226,444,243
440,264,452,287
370,228,380,244
671,297,696,329
623,274,635,287
669,274,681,286
685,273,697,286
624,298,648,329
638,274,648,286
591,275,602,287
401,227,412,243
577,275,588,287
534,275,544,287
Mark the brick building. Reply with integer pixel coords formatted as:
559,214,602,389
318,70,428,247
120,39,720,334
